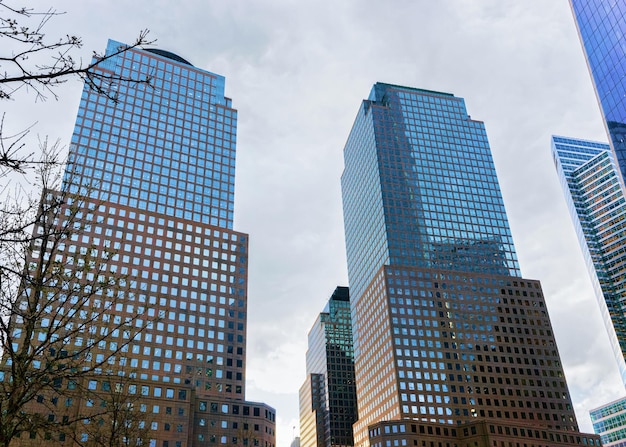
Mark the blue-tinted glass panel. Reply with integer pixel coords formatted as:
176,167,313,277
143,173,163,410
570,0,626,183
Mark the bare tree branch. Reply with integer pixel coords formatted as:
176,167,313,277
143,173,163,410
0,148,157,446
0,1,155,174
0,5,161,444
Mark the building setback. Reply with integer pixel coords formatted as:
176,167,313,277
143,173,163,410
569,0,626,184
7,40,275,447
300,287,358,447
340,83,599,447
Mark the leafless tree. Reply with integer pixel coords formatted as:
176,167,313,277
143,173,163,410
0,4,158,445
4,368,156,447
67,371,155,447
0,149,154,447
0,0,153,173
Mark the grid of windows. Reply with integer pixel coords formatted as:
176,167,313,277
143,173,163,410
387,269,574,427
341,84,520,308
8,41,275,447
591,397,626,447
570,0,626,183
23,199,248,395
300,287,358,447
367,420,600,447
341,84,585,447
351,266,580,446
66,40,236,228
193,400,275,447
552,136,626,384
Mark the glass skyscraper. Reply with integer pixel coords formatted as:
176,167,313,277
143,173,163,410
299,287,357,447
568,3,626,443
340,83,599,447
551,135,626,385
569,1,626,183
342,84,519,304
10,40,275,447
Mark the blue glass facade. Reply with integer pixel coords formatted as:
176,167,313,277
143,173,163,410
551,136,626,385
342,83,520,301
66,40,236,228
591,397,626,447
570,1,626,183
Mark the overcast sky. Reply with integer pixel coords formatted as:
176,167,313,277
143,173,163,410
3,1,624,446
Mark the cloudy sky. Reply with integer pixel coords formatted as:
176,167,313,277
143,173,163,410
3,1,624,446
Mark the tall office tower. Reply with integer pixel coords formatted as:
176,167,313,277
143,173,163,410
10,40,275,447
299,287,358,447
551,136,626,385
569,1,626,183
340,83,599,447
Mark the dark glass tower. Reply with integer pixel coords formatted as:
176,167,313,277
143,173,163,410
11,40,275,447
341,83,597,447
569,1,626,183
299,287,358,447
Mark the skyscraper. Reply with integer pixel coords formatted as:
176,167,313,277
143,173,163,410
569,1,626,183
8,40,275,447
567,4,626,443
551,135,626,385
340,83,598,447
299,287,357,447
